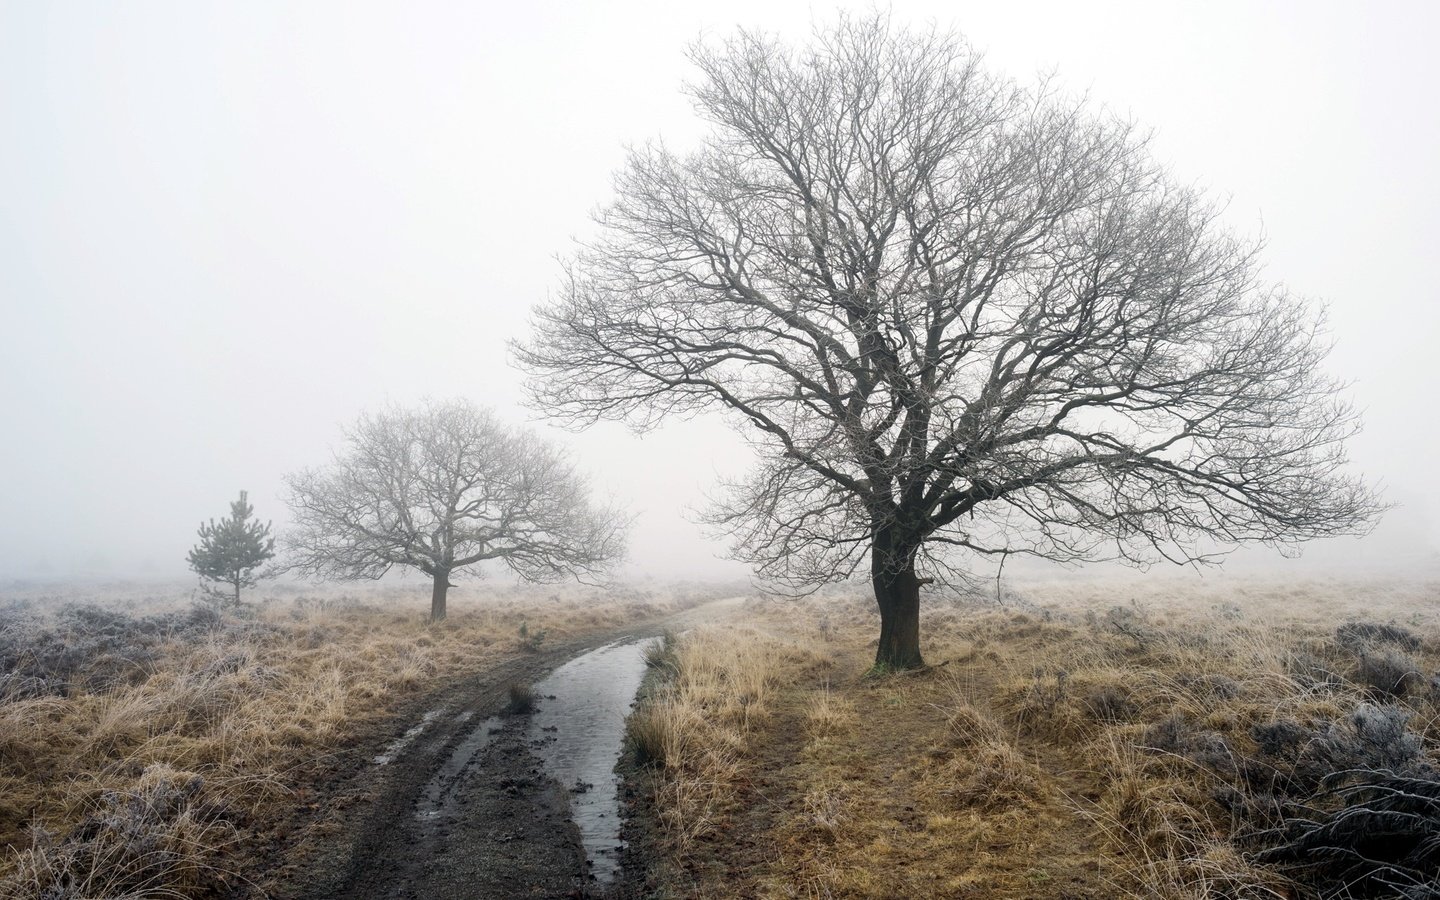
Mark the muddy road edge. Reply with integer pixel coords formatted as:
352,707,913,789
250,597,747,899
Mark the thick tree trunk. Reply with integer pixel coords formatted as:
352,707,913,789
872,537,924,671
430,570,450,622
232,580,241,607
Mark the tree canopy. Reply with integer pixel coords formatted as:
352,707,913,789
517,17,1382,669
187,490,275,605
283,400,627,620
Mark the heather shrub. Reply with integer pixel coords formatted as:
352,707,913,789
1336,621,1421,653
0,764,237,899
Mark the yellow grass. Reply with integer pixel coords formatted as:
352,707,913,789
0,579,720,896
629,625,829,860
638,573,1440,898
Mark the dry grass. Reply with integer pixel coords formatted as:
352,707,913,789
0,578,728,897
628,625,829,861
635,573,1440,898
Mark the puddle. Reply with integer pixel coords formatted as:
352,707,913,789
373,709,443,766
530,637,658,885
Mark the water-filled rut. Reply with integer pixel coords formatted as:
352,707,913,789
531,637,659,885
276,633,664,898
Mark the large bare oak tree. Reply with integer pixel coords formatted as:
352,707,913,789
517,17,1382,669
283,400,626,620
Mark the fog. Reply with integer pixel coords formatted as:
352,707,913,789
2,0,1437,582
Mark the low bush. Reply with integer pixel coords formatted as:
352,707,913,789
516,622,547,652
1354,648,1423,698
1336,621,1422,653
1288,650,1346,691
1252,703,1432,797
1083,683,1138,723
0,603,244,699
1256,772,1440,898
0,764,238,899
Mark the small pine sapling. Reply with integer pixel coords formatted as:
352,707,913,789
187,490,275,606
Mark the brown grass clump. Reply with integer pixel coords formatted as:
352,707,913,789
943,700,1006,747
6,763,242,899
625,624,820,863
626,700,680,769
945,739,1051,811
805,687,858,739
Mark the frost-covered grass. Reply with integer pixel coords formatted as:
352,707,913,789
633,574,1440,898
0,578,729,898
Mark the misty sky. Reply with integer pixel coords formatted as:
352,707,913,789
2,0,1437,581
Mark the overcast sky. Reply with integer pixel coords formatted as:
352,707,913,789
2,0,1437,582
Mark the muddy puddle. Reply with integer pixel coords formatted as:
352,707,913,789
530,637,658,886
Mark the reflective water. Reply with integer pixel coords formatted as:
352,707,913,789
530,637,658,885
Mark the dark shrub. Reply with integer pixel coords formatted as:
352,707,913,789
1083,684,1136,723
1355,648,1422,698
1256,772,1440,898
1252,704,1431,798
1177,672,1243,701
1141,715,1243,778
0,603,269,699
1336,621,1421,653
1288,651,1346,691
1251,719,1312,762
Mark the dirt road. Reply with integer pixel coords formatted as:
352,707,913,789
258,597,744,899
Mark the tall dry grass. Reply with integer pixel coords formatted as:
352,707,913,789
626,624,827,857
636,573,1440,898
0,578,729,897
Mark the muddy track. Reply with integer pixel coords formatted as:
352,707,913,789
255,599,744,900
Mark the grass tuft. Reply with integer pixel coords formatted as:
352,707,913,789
626,701,676,768
506,681,536,714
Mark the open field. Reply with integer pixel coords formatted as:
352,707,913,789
0,578,731,898
7,572,1440,898
623,573,1440,899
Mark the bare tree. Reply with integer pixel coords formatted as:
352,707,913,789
516,16,1382,670
283,400,627,621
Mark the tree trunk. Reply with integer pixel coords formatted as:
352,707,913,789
233,580,241,607
872,537,924,671
430,570,450,622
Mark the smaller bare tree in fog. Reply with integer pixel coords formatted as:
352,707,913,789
283,400,627,621
187,490,276,606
